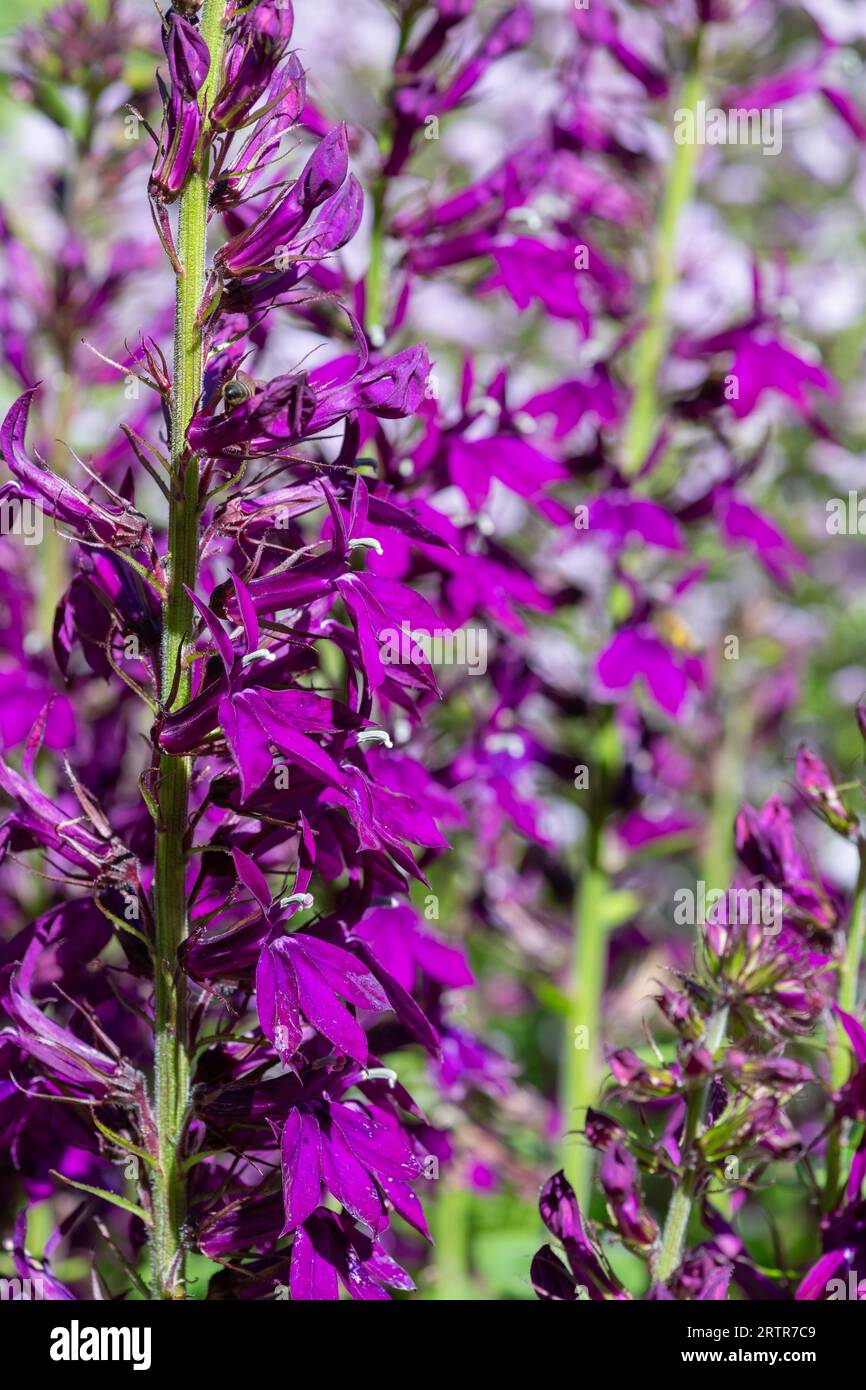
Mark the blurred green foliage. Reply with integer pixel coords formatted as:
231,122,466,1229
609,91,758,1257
0,0,58,37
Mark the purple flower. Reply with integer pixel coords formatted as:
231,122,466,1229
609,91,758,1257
290,1209,415,1301
256,932,390,1067
714,490,806,587
211,52,308,208
355,903,473,994
681,326,837,422
598,1141,657,1247
2,918,139,1099
734,796,838,934
159,577,367,798
585,493,685,552
573,2,668,99
531,1170,628,1300
1,389,152,551
187,345,429,457
150,13,211,200
210,0,296,131
280,1100,424,1236
215,125,350,278
596,626,706,717
794,745,857,836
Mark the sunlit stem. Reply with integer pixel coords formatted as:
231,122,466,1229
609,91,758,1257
561,715,617,1210
621,36,703,475
824,838,866,1213
655,1007,728,1283
149,0,228,1300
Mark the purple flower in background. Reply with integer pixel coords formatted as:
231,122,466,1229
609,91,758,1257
597,626,706,717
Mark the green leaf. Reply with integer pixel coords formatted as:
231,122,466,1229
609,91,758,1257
50,1171,151,1226
600,889,641,930
92,1119,156,1169
532,979,570,1017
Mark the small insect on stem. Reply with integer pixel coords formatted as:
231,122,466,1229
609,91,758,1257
164,1,204,24
221,371,257,412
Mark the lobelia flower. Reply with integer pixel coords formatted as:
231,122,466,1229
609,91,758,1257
278,1099,425,1235
598,1141,657,1248
794,745,858,837
159,576,368,798
214,123,351,278
583,493,685,554
734,796,839,934
7,1209,81,1302
289,1209,416,1302
677,323,837,424
384,4,532,176
798,1013,866,1302
572,2,668,99
210,0,296,131
531,1169,628,1300
596,625,707,718
186,345,429,458
2,910,140,1101
256,930,390,1069
1,390,153,554
150,13,211,201
211,53,308,210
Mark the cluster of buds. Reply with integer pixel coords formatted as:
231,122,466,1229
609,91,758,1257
534,708,866,1299
149,10,212,204
533,795,846,1297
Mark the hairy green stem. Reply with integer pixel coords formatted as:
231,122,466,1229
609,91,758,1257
824,838,866,1212
150,0,227,1300
621,41,703,475
655,1007,728,1283
837,839,866,1028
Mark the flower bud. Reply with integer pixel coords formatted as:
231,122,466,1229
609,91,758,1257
795,744,857,837
211,0,295,131
150,14,211,201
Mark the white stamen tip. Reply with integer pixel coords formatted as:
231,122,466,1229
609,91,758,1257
356,729,393,748
280,892,314,910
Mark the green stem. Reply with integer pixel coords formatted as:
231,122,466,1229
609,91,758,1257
365,174,387,346
702,690,752,890
621,41,703,475
824,838,866,1212
561,834,606,1210
429,1182,476,1300
149,0,228,1300
655,1007,728,1283
364,15,414,345
561,718,617,1210
837,840,866,1022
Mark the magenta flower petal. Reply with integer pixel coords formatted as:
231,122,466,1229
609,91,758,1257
289,1221,340,1301
280,1108,323,1234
